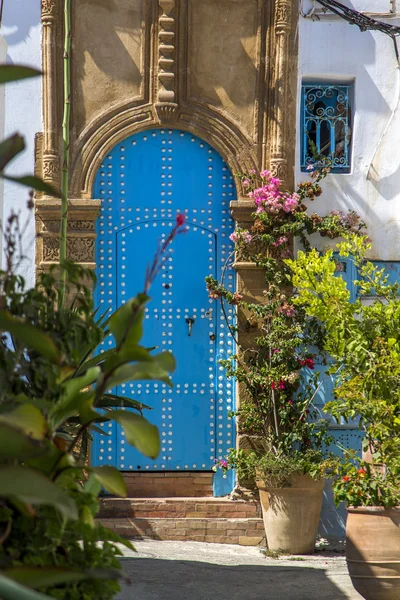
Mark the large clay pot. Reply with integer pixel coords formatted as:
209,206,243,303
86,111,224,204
257,474,325,554
346,507,400,600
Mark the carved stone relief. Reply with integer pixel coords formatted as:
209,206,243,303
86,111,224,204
35,199,101,272
155,0,178,123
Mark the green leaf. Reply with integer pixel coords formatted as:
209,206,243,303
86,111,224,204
0,575,52,600
3,567,90,590
109,296,148,348
0,465,78,520
0,423,46,460
84,473,103,497
98,393,151,412
103,345,153,371
0,65,41,84
109,411,160,459
1,173,60,197
49,367,101,428
91,466,128,497
4,566,124,590
107,351,175,389
81,505,95,527
0,134,25,170
0,404,47,441
0,311,59,363
75,348,116,376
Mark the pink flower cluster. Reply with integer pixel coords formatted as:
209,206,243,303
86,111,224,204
273,236,288,247
229,229,253,245
249,171,301,215
271,380,286,390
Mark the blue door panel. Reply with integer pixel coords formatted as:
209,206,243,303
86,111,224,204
91,129,236,480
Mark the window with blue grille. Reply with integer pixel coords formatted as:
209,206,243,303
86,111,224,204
301,82,353,173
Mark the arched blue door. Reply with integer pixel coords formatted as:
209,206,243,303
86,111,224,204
91,129,236,490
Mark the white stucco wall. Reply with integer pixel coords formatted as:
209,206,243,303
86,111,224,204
1,0,42,284
297,1,400,260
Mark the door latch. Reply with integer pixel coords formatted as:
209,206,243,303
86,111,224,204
185,317,195,336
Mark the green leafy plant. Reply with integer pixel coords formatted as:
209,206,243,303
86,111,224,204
207,167,366,486
287,233,400,507
0,208,186,597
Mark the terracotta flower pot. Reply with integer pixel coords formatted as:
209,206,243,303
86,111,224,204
346,506,400,600
257,474,325,554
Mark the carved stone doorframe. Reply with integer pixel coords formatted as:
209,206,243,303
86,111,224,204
35,0,298,494
35,2,298,462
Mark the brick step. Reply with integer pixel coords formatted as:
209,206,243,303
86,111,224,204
122,472,214,498
99,516,266,546
99,497,262,519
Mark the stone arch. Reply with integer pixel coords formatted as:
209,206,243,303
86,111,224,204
69,102,258,199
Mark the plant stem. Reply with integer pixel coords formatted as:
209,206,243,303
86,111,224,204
60,0,71,307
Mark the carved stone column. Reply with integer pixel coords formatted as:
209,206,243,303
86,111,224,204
270,0,293,185
229,200,267,496
35,199,101,272
41,0,60,186
155,0,178,124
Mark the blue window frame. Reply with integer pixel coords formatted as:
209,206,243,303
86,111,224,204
301,83,353,173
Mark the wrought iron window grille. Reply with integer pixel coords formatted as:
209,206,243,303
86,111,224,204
301,83,353,173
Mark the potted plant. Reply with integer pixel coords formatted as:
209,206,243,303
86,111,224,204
288,233,400,598
208,167,365,554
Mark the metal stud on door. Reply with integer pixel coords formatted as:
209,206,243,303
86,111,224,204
91,130,236,491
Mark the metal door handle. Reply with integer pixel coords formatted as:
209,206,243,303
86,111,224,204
185,317,195,336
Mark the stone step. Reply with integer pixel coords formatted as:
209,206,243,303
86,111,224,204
99,516,266,546
99,497,262,519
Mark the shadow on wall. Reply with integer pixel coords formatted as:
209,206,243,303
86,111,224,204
1,0,40,46
116,558,357,600
319,480,347,541
72,0,142,136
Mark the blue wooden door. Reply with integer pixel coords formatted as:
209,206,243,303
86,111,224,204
91,129,236,479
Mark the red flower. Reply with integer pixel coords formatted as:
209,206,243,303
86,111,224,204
176,213,186,227
270,382,276,390
278,381,286,390
299,358,315,370
357,468,367,478
342,476,351,482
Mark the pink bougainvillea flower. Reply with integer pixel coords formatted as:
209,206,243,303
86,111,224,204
243,232,253,244
278,381,286,390
270,382,276,390
273,236,288,247
280,304,296,318
229,232,239,243
243,178,251,187
299,358,315,370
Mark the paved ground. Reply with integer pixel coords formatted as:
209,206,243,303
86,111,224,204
117,540,363,600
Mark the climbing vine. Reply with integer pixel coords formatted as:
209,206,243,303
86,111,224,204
207,166,366,485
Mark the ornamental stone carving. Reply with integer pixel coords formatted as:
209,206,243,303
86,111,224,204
41,0,57,21
155,0,178,124
42,237,95,263
35,199,101,272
